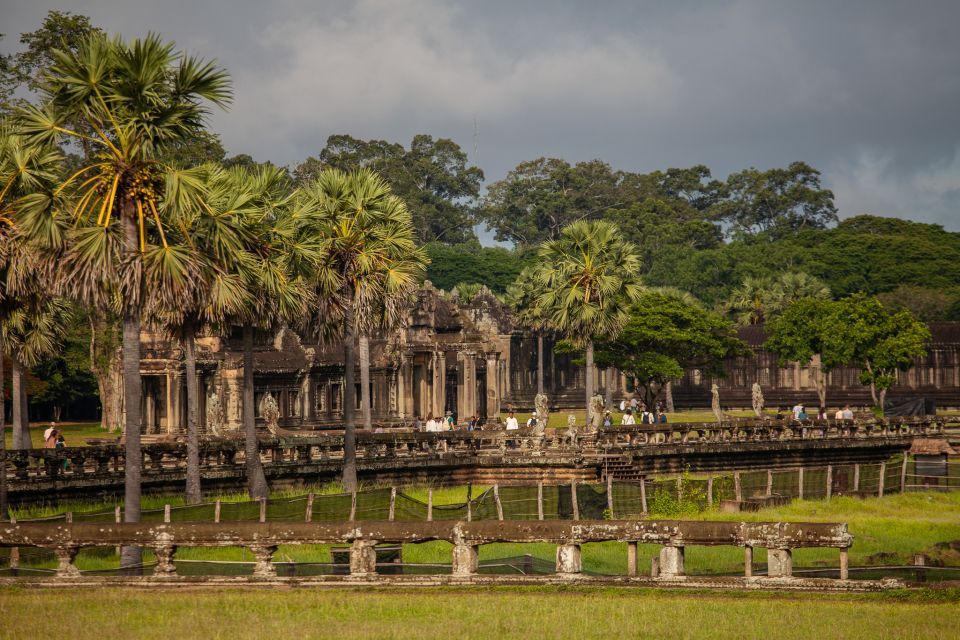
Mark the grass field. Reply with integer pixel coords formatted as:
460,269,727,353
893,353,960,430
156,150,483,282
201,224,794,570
0,586,957,640
3,420,111,449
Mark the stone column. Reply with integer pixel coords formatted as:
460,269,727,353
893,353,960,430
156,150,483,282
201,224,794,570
458,352,477,420
54,546,81,579
153,534,178,578
164,372,176,433
349,539,378,577
556,543,582,576
250,544,277,578
145,379,156,434
431,352,442,418
397,355,409,419
452,542,479,576
658,545,685,578
486,352,500,420
437,352,447,416
303,373,314,420
767,548,793,577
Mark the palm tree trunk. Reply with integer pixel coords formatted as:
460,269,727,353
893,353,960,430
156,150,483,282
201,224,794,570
536,333,544,395
120,204,143,570
10,357,30,449
342,302,358,492
183,320,201,504
665,380,675,413
605,367,614,408
584,338,594,420
359,332,372,430
242,324,269,500
0,345,8,520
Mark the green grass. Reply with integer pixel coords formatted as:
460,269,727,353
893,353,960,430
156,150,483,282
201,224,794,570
3,421,111,449
0,587,957,640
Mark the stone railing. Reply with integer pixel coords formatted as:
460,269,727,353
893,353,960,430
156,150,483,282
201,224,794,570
2,417,944,489
0,519,858,586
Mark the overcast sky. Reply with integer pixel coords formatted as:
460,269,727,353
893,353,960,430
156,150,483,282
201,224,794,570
2,0,959,235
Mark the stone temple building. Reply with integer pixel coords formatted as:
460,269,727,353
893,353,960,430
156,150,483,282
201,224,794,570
137,284,960,434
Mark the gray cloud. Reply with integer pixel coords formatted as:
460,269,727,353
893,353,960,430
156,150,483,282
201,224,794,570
2,0,958,231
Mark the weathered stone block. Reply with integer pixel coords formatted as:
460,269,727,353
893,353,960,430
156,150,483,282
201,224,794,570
350,539,379,576
555,543,582,576
767,548,793,577
452,542,479,576
658,545,685,578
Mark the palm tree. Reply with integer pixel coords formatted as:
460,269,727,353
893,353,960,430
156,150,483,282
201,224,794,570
506,266,551,395
726,272,830,326
297,168,425,490
534,220,642,417
17,33,230,566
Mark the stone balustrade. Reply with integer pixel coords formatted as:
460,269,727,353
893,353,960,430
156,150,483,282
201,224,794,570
0,519,855,584
2,417,945,496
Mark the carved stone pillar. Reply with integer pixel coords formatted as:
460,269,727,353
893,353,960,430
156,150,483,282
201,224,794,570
555,543,582,576
437,352,447,417
153,535,178,578
458,352,477,420
658,545,685,578
349,539,378,577
250,544,277,578
452,542,479,576
486,352,500,420
767,548,793,577
54,546,81,578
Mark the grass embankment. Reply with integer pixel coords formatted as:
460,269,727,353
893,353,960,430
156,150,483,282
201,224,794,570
0,587,957,640
7,490,960,575
3,421,110,449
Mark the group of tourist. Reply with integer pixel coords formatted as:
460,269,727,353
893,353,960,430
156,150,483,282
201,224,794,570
788,404,855,421
42,422,65,449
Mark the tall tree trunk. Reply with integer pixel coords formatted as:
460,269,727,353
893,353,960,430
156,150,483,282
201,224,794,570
816,368,827,409
665,380,675,413
359,332,372,430
120,205,143,570
0,346,8,520
878,386,887,412
536,333,544,395
183,321,201,504
242,324,268,500
90,314,123,432
10,357,30,449
342,302,358,492
865,361,879,406
605,366,614,408
584,339,594,421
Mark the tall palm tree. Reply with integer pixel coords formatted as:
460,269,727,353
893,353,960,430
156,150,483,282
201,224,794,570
297,168,425,490
726,272,830,327
534,220,642,417
506,266,551,395
17,33,230,566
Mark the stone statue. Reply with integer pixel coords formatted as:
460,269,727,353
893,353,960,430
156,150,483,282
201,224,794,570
588,394,605,432
206,388,225,437
259,391,281,436
751,382,764,418
533,393,549,436
564,414,578,446
711,383,723,423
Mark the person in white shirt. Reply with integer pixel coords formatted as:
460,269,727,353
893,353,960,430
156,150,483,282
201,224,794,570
619,399,626,412
425,415,438,432
43,422,57,442
792,404,804,420
505,412,519,430
621,410,636,425
841,405,854,420
834,407,844,420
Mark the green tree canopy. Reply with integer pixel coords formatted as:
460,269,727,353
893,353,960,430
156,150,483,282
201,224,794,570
294,134,482,244
594,291,749,407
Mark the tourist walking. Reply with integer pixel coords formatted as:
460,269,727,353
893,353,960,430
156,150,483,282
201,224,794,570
44,429,58,449
621,410,635,425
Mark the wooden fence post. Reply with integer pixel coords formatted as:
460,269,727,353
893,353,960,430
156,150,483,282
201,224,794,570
349,491,357,522
65,512,73,524
627,541,638,577
114,506,121,556
571,479,580,521
900,454,909,493
853,464,860,492
8,515,17,570
164,504,171,523
427,489,433,522
494,484,504,521
798,468,805,500
388,487,397,521
259,498,267,523
466,484,472,522
734,471,742,502
214,499,222,523
305,493,314,522
826,465,833,500
640,476,648,514
878,462,886,497
676,476,683,501
607,475,615,518
707,476,714,507
766,469,773,496
537,481,544,520
744,546,753,577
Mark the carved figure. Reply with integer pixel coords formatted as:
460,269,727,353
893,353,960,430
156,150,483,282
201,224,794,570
533,393,549,435
259,391,281,436
751,382,765,418
588,394,605,432
711,383,723,423
206,388,225,436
